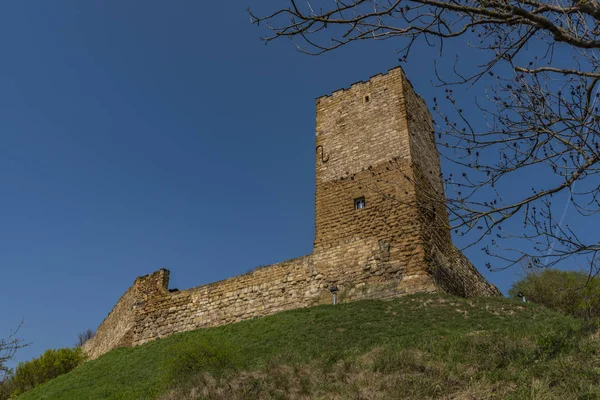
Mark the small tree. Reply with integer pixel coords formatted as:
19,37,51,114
0,323,28,400
75,329,94,348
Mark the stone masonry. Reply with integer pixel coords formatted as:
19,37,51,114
84,67,501,360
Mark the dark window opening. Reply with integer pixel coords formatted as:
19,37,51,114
364,95,370,103
354,197,366,210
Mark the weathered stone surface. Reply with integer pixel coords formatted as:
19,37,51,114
83,67,501,361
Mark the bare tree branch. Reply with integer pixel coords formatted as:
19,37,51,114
251,0,600,271
0,322,29,381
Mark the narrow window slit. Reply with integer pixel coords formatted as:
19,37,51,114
354,197,366,210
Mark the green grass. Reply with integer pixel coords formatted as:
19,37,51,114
20,294,600,399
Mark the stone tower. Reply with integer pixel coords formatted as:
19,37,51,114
83,67,500,360
312,67,493,297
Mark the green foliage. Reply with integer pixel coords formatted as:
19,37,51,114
0,374,14,400
7,347,85,398
18,294,600,399
509,268,600,318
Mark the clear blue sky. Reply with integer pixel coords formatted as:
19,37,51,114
0,1,579,364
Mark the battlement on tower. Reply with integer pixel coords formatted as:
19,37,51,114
83,67,501,360
316,67,418,100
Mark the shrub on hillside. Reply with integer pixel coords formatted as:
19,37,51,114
509,269,600,318
8,347,85,397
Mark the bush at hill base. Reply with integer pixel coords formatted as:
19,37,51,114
509,268,600,318
1,347,85,399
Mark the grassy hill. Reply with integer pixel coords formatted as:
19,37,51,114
20,294,600,399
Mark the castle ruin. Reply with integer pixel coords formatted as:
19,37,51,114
84,67,500,360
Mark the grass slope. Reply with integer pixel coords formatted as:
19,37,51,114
21,294,600,399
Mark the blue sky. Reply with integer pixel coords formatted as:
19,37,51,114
0,1,581,364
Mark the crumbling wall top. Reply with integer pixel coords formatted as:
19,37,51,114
134,268,170,300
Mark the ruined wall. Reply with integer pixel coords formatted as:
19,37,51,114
129,235,436,349
82,269,170,360
84,67,499,360
131,256,315,346
84,235,437,359
81,285,137,360
430,246,500,297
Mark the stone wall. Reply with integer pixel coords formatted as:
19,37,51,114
83,269,170,359
86,235,439,359
84,67,500,360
